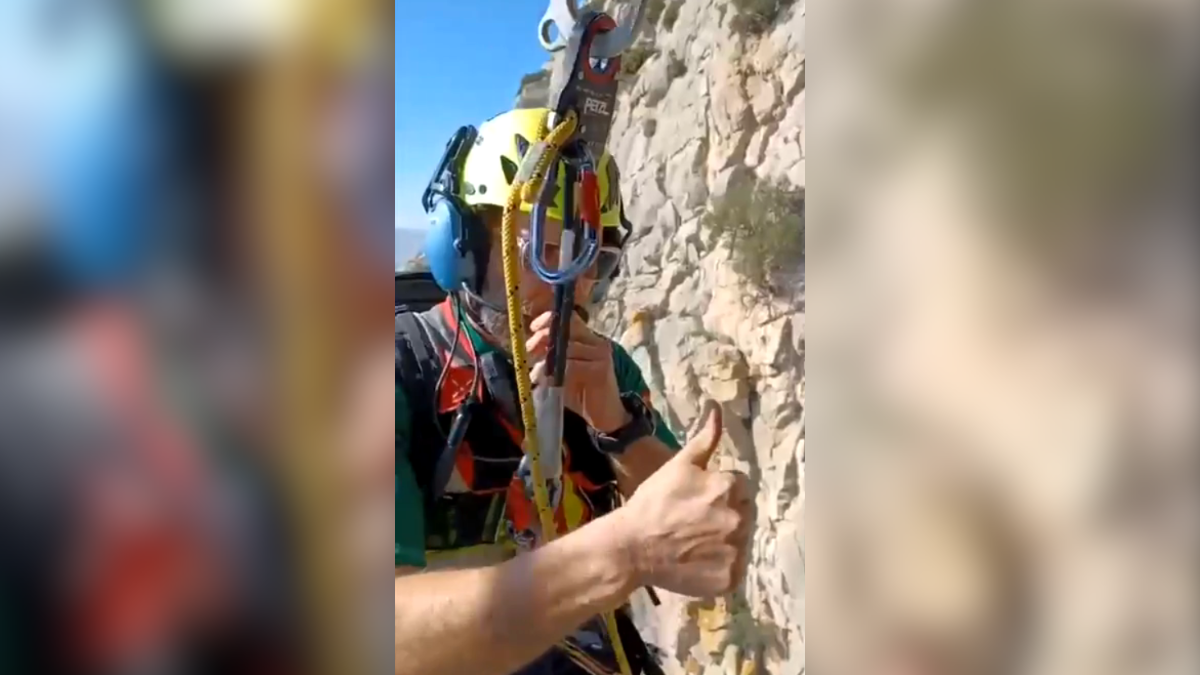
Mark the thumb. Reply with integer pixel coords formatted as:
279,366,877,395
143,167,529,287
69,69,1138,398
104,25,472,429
675,400,724,469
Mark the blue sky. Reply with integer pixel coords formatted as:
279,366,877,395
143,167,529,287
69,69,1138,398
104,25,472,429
395,0,555,239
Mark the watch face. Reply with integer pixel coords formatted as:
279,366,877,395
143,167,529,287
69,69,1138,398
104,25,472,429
619,393,654,437
590,393,655,455
626,392,650,419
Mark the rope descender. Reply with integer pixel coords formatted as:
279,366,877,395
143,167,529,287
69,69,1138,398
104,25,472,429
503,3,647,673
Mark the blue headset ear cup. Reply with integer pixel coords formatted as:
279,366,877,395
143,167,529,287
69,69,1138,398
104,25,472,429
423,199,475,292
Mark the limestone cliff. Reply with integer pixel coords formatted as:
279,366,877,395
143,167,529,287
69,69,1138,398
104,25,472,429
520,1,805,673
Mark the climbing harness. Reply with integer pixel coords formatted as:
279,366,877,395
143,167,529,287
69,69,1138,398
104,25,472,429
500,2,648,674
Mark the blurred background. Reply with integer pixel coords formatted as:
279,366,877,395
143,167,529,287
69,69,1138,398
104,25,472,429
810,2,1200,675
0,1,393,674
6,0,1200,673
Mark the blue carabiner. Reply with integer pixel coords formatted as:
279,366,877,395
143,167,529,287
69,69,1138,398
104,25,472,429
528,202,601,285
527,155,602,285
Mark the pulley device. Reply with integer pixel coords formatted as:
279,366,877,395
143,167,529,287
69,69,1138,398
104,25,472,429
500,1,647,674
515,0,644,529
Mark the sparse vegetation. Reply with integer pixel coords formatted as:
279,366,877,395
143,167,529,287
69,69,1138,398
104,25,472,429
662,0,683,30
729,0,796,36
894,1,1170,261
667,54,687,79
643,118,658,138
620,44,658,76
704,176,804,293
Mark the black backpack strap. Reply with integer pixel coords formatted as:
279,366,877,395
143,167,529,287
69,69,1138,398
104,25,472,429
397,309,484,511
478,352,522,429
396,312,438,392
395,312,445,500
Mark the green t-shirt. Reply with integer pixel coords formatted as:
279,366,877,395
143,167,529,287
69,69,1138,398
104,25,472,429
395,319,680,568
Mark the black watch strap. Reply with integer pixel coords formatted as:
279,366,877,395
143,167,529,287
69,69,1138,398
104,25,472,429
592,393,656,456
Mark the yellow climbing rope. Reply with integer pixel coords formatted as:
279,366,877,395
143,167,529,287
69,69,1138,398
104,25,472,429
500,109,634,675
500,110,574,542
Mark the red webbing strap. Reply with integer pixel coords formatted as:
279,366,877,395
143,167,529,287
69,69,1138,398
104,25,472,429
64,304,222,666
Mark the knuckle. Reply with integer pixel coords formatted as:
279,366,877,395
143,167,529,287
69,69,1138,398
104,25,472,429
711,474,736,500
734,472,751,494
729,502,748,523
722,513,740,536
719,510,743,537
729,530,748,552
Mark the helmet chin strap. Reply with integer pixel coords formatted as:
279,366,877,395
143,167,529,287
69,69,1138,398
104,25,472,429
460,281,506,314
459,284,595,355
458,283,517,350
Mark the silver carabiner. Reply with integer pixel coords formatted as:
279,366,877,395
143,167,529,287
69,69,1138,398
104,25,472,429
538,0,646,58
528,202,601,284
538,0,579,52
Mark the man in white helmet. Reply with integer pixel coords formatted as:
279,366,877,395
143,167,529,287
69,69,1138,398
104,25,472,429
393,108,755,675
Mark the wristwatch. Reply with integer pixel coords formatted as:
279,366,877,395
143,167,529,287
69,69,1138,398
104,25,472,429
591,393,656,456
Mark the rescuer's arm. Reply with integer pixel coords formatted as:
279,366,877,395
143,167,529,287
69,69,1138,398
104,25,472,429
394,513,639,675
395,402,749,675
395,382,638,675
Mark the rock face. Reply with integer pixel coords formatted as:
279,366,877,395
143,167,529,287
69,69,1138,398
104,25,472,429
519,2,805,673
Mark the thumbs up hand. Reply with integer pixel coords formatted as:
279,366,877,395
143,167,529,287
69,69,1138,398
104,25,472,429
614,401,754,598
